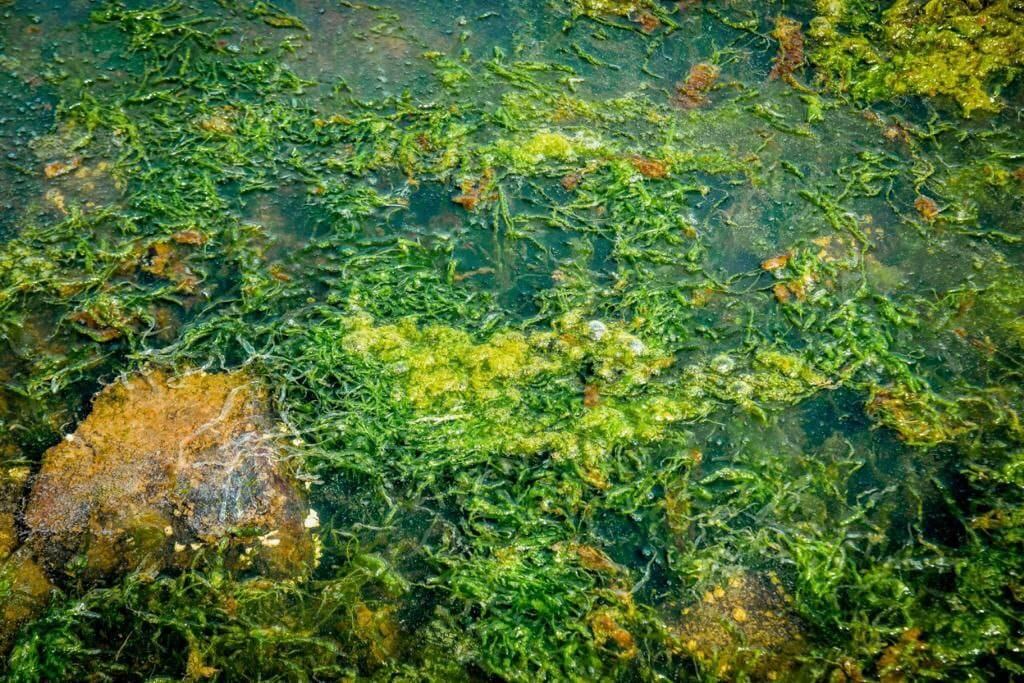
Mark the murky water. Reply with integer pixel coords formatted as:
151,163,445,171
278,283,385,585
1,1,1023,680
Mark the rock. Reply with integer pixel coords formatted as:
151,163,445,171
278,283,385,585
673,572,805,679
23,369,315,580
0,548,52,653
0,466,29,561
587,320,608,341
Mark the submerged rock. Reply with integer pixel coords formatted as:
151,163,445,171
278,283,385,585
22,369,314,579
673,572,805,679
0,549,52,654
0,466,29,561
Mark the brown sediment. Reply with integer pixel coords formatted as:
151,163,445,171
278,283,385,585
883,122,912,144
0,549,53,653
453,266,495,283
43,156,81,179
567,542,619,573
453,168,496,211
769,17,805,82
773,282,792,303
68,307,134,343
914,195,939,221
171,229,208,246
674,63,720,109
561,171,583,191
0,466,29,560
876,627,930,683
354,602,401,663
194,107,237,135
590,608,637,659
632,9,660,33
761,252,791,271
140,241,202,292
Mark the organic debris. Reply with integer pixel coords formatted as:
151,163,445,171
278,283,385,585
769,16,805,82
674,62,720,109
674,573,805,679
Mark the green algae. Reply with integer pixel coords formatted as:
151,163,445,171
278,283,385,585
809,0,1024,114
0,0,1022,680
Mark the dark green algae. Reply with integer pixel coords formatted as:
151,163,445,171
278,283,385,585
0,0,1024,680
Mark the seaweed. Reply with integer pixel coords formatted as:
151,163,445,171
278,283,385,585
0,0,1022,680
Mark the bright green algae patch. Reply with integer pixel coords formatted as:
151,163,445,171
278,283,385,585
809,0,1024,114
0,0,1023,681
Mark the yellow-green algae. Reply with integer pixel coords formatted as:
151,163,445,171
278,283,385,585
567,0,652,18
809,0,1024,114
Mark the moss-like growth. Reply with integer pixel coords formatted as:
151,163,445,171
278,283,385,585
809,0,1024,114
567,0,652,17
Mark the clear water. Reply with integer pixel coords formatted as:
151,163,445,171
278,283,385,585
1,1,1023,680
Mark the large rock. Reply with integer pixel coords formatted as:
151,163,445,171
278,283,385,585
23,369,315,579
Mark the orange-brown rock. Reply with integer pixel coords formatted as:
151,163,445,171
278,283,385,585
23,369,315,580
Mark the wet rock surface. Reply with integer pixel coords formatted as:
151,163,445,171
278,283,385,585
22,369,315,579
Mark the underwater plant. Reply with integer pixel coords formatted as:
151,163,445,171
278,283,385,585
0,0,1022,680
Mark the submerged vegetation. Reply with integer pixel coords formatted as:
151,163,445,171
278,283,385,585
0,0,1022,680
809,0,1024,114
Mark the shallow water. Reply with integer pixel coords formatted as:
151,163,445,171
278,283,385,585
1,1,1023,680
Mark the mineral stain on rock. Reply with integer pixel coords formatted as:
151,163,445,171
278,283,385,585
24,369,315,578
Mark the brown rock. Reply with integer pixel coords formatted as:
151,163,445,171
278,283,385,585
0,548,53,653
0,466,29,561
23,369,315,580
674,572,805,678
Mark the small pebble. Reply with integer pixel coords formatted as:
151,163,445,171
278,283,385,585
587,320,607,341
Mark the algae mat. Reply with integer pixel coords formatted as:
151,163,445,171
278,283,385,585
1,0,1023,680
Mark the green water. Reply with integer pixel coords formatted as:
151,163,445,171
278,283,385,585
1,0,1023,680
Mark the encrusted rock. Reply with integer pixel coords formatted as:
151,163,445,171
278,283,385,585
0,548,52,653
23,369,315,579
673,572,805,679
